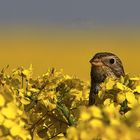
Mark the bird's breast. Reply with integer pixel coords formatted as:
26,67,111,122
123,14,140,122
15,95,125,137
91,65,106,83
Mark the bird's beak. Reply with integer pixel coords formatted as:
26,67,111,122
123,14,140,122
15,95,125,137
89,58,103,66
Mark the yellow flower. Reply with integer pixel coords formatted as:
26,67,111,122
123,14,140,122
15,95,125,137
124,111,131,118
105,127,117,140
70,89,83,101
48,103,56,110
80,131,88,140
116,82,125,90
105,78,115,90
104,103,120,117
0,113,4,124
4,119,16,128
130,77,140,81
80,111,90,121
104,98,112,106
138,96,140,104
125,92,137,108
134,86,140,93
29,88,39,93
46,91,57,100
89,106,102,119
22,64,33,79
67,127,78,140
0,94,5,107
22,69,30,77
1,102,17,119
98,90,103,98
110,118,120,126
117,92,126,103
20,97,30,105
89,119,103,128
10,124,31,140
135,121,140,128
10,124,22,136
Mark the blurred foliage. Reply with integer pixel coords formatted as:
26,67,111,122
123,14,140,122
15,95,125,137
0,65,140,140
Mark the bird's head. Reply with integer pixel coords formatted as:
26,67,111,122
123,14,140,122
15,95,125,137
90,52,125,83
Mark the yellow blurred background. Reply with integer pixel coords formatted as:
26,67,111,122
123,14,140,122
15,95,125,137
0,27,140,80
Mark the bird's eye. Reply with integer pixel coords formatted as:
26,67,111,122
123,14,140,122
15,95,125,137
109,58,115,64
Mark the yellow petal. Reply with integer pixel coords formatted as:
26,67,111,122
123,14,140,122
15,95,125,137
110,118,120,126
134,86,140,93
124,111,131,118
116,82,125,90
89,106,102,119
89,119,103,128
20,98,30,105
4,119,16,128
0,94,5,107
117,92,126,103
67,127,78,140
1,102,17,119
22,69,30,77
126,92,137,108
10,125,22,136
0,113,4,124
29,88,39,93
104,98,111,106
106,78,115,90
80,111,90,121
130,77,140,81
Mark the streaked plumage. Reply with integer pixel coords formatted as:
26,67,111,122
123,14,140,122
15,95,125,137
89,52,125,105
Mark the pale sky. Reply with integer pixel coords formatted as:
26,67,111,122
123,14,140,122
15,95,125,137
0,1,140,28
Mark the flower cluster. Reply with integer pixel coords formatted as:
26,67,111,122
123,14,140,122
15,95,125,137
0,65,140,140
60,76,140,140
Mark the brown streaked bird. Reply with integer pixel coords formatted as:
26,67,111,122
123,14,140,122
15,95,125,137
89,52,125,105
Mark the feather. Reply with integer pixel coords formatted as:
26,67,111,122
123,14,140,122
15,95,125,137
89,52,125,105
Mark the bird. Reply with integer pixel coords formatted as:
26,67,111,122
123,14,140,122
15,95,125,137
89,52,125,105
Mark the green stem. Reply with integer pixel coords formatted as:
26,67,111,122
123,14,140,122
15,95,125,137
57,103,75,126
